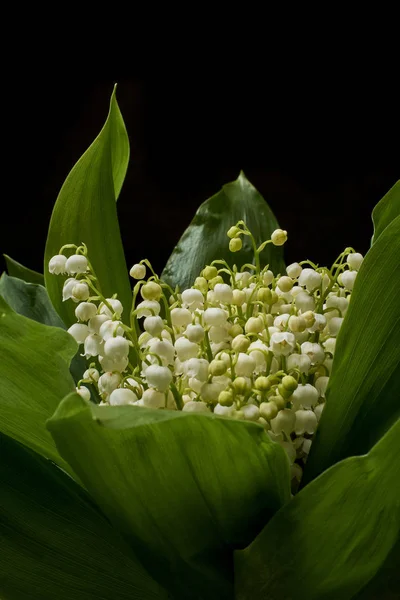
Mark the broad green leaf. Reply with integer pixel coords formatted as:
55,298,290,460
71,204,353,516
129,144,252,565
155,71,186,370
0,433,168,600
48,395,291,599
0,296,76,477
0,273,88,385
354,537,400,599
302,215,400,486
4,254,44,285
235,418,400,600
44,85,131,327
372,179,400,244
161,171,285,290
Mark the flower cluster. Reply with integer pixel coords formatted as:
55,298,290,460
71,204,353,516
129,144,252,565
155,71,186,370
49,223,363,487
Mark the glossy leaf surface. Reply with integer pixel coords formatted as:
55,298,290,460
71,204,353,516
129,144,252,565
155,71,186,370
372,179,400,243
4,254,44,285
162,171,285,290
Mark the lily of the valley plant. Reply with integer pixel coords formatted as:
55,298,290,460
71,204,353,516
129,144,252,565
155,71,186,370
0,87,399,600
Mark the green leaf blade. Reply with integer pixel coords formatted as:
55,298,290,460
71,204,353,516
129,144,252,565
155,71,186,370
48,394,290,599
4,254,44,285
0,296,76,477
235,418,400,600
161,171,285,290
44,86,131,327
0,434,168,600
302,215,400,485
372,180,400,244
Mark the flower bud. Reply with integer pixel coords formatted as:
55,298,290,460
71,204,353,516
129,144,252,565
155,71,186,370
76,386,91,401
229,238,243,252
209,359,227,376
262,270,274,286
235,353,256,377
213,283,233,304
104,336,130,359
231,334,251,352
83,367,100,382
48,254,67,274
214,403,236,417
277,383,292,400
282,375,298,392
98,372,122,395
218,390,234,406
88,314,109,334
145,364,173,391
258,287,273,304
288,315,307,332
204,308,228,326
109,388,138,405
141,282,162,301
75,301,98,322
286,262,302,278
270,408,295,435
71,283,90,302
259,401,278,420
67,323,90,343
129,263,146,279
174,337,198,361
202,266,218,280
230,289,245,307
232,377,249,394
201,381,226,403
242,404,260,421
194,276,208,293
65,255,88,274
339,270,357,290
144,315,164,336
227,225,240,238
244,316,264,334
346,252,363,271
277,276,293,292
229,323,243,338
236,271,252,287
142,388,165,409
209,276,224,289
271,229,288,246
254,376,270,392
295,291,315,312
185,324,205,343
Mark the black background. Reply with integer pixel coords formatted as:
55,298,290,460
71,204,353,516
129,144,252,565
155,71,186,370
2,75,398,278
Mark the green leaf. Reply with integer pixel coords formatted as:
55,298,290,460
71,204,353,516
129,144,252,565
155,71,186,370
44,85,131,327
0,273,87,386
0,296,76,477
235,418,400,600
0,433,168,600
372,180,400,244
48,395,291,599
4,254,44,285
302,215,400,485
354,537,400,599
161,171,285,290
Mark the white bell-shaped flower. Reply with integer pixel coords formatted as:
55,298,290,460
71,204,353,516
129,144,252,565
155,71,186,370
147,338,175,365
325,294,349,315
67,323,90,343
183,401,210,413
235,353,256,377
298,268,322,291
99,354,129,373
274,314,290,330
208,325,230,343
270,409,295,435
346,252,363,271
271,229,287,246
183,358,209,381
65,254,88,274
314,403,325,421
188,377,204,394
103,336,130,359
302,438,312,454
248,340,269,373
295,291,315,312
301,342,325,364
286,262,302,279
98,372,122,395
83,333,104,358
171,307,192,328
185,324,205,343
232,289,246,306
181,288,204,311
242,404,260,421
62,278,79,301
142,388,165,408
109,388,138,406
48,254,67,274
204,308,228,327
308,313,327,332
71,282,90,302
214,403,236,417
295,409,318,435
245,316,264,334
175,337,198,361
83,367,100,382
213,283,233,304
75,302,97,322
270,332,296,356
323,337,336,355
328,317,343,336
143,315,164,337
136,300,161,318
129,263,146,279
339,270,357,290
200,381,226,403
99,320,124,341
315,376,329,398
88,314,109,334
145,364,172,391
236,271,252,287
99,298,123,319
291,384,319,409
76,386,91,401
286,353,311,374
